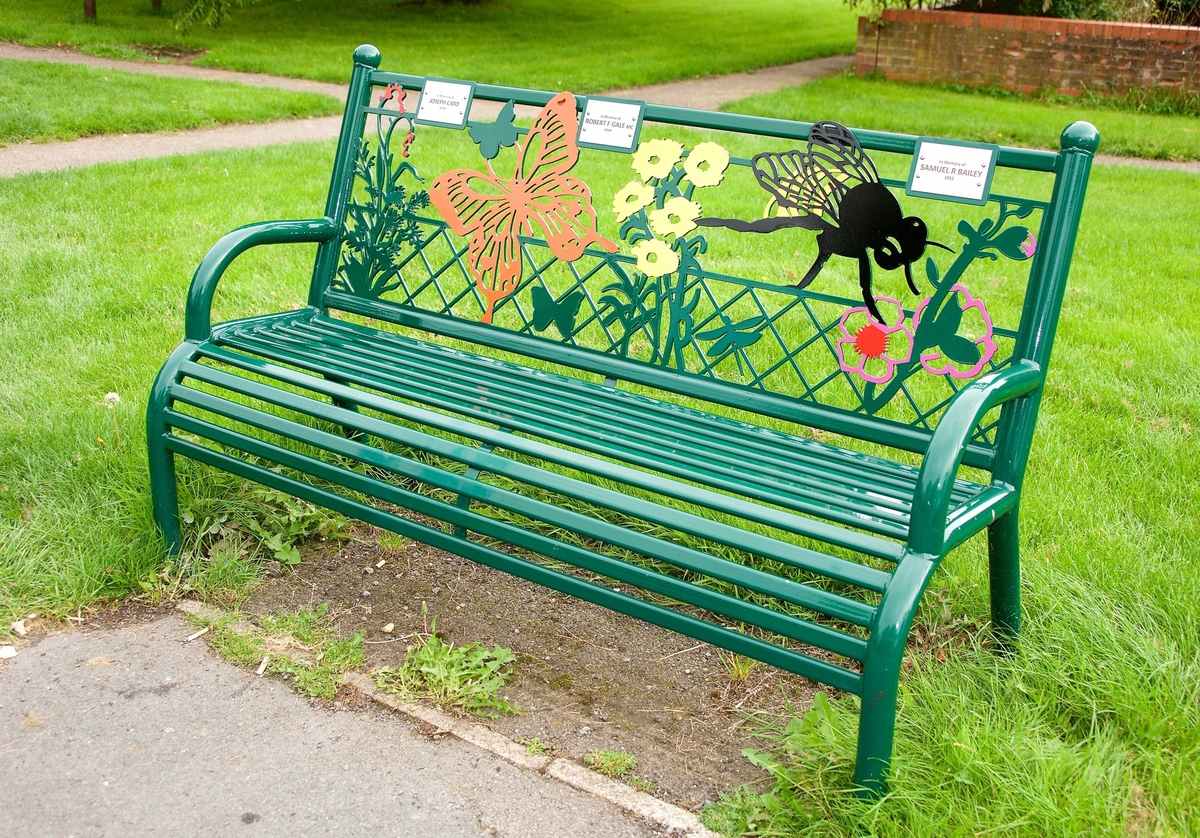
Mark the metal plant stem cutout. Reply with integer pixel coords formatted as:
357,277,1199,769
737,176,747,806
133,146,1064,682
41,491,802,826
333,84,429,299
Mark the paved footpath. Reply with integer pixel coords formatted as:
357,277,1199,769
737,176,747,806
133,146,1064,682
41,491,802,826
0,43,853,178
0,615,659,838
3,43,1197,177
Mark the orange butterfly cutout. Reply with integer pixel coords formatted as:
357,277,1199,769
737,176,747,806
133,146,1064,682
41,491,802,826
429,92,617,324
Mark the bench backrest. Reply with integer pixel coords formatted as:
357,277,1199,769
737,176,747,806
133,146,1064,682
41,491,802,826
307,46,1097,473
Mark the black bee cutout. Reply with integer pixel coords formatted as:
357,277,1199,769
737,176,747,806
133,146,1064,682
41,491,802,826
696,121,953,324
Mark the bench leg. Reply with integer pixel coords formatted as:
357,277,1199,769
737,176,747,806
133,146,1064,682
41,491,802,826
147,343,196,556
148,429,180,555
854,552,937,798
323,374,369,444
987,509,1022,651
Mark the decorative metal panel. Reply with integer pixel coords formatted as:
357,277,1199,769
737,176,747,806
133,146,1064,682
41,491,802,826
331,84,1047,442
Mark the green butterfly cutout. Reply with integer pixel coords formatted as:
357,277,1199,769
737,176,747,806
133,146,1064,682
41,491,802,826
531,286,585,338
468,101,520,160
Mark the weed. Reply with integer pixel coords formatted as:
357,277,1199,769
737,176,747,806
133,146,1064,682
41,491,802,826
100,392,123,450
627,774,656,793
584,748,638,779
240,486,350,566
272,633,365,700
377,532,409,551
720,651,760,683
156,546,261,607
147,484,350,605
262,603,329,645
207,616,266,667
374,619,519,717
195,606,363,700
518,736,553,756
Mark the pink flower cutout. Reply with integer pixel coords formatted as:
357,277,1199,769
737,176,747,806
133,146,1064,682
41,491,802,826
836,298,914,385
1020,232,1037,259
379,83,406,113
912,285,998,379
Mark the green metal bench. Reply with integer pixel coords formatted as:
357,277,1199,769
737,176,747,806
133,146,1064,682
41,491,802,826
147,44,1097,796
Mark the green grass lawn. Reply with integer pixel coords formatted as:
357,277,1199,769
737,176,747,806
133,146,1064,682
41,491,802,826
1,129,1197,835
0,58,340,146
727,73,1200,161
0,0,857,91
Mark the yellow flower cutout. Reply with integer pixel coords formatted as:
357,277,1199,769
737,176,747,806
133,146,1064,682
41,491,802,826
631,239,679,277
612,180,655,222
683,141,730,188
648,197,702,239
631,139,684,182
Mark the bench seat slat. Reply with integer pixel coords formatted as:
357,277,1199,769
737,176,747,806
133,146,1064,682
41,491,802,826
171,373,879,627
281,318,961,512
164,409,869,662
299,318,974,505
214,315,991,544
243,325,917,528
163,430,864,693
232,327,913,536
195,342,904,578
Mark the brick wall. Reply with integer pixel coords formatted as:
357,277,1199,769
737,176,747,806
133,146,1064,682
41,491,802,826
856,8,1200,95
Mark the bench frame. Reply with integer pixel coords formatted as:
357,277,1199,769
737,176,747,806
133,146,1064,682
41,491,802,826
148,45,1098,796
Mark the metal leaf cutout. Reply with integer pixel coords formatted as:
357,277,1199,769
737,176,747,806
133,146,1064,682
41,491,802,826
939,334,983,366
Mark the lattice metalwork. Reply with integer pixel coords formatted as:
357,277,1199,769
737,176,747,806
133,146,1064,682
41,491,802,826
331,90,1042,444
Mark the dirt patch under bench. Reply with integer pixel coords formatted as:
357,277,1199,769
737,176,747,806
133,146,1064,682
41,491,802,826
243,523,832,810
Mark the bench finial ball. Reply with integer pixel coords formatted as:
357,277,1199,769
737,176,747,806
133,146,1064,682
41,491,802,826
1060,121,1100,154
354,44,382,68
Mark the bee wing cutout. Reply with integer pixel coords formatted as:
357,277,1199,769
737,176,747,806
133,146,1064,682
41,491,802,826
806,121,881,188
751,150,842,222
751,121,880,226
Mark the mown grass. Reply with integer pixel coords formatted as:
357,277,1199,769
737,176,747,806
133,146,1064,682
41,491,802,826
728,73,1200,161
0,58,340,146
0,0,856,91
0,130,1197,834
0,144,331,623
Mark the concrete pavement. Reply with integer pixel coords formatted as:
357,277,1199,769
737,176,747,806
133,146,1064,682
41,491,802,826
0,615,661,837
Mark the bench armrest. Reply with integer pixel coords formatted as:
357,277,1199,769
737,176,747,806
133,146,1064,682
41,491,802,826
907,360,1044,555
185,218,339,341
